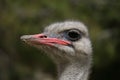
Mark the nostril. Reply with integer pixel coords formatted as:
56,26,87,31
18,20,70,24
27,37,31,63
33,34,47,38
44,35,47,38
39,35,47,38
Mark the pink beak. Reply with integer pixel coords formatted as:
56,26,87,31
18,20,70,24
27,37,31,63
21,34,71,46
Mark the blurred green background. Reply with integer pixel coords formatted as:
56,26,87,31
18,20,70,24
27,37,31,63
0,0,120,80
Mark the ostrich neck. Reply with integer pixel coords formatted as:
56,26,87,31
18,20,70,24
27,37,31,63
56,58,91,80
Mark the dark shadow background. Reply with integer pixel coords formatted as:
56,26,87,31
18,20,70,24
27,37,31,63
0,0,120,80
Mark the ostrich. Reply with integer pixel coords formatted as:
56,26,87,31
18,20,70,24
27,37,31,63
21,21,92,80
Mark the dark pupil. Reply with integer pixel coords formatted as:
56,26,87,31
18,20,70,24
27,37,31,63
67,30,80,41
68,31,79,38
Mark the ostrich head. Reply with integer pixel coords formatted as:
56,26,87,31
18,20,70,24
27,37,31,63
21,21,92,80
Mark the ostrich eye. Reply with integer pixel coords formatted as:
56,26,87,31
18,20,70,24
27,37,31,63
66,29,81,41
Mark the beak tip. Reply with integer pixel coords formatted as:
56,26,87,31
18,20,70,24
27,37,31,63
20,35,31,41
20,35,26,40
20,36,24,40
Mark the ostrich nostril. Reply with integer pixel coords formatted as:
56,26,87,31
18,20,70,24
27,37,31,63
33,34,48,38
39,35,47,38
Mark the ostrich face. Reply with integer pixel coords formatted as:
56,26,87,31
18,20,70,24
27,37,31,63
21,21,92,60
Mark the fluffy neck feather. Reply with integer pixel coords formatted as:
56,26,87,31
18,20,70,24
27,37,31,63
55,57,92,80
43,44,92,80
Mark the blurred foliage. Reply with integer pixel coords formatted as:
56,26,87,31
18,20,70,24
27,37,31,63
0,0,120,80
